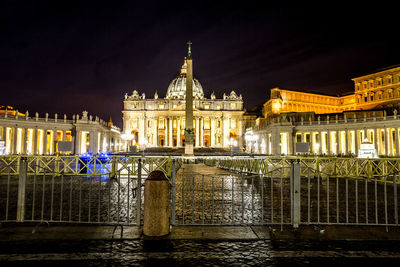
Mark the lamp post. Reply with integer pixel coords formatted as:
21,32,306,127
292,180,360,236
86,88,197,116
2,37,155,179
121,133,134,153
245,131,259,155
139,138,148,156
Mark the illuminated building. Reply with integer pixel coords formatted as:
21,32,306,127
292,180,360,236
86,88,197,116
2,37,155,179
122,58,245,149
248,65,400,157
0,108,122,155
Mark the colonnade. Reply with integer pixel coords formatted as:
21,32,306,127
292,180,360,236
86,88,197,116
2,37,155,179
251,126,399,156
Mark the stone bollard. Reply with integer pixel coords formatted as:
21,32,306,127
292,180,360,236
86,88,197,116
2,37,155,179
143,170,170,236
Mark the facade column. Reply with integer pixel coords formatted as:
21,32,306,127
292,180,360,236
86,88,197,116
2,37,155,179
344,130,348,155
200,117,204,147
33,128,38,155
164,117,168,147
13,127,18,154
238,118,243,148
22,128,27,154
177,117,181,147
43,129,48,155
395,128,399,156
169,117,173,147
335,131,339,155
210,118,215,147
373,128,378,154
327,130,331,155
385,128,390,156
52,129,57,154
153,118,158,147
74,130,79,155
318,131,322,155
195,117,200,147
354,129,359,155
310,132,314,154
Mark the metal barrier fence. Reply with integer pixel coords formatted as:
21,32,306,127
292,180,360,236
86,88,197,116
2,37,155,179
171,163,400,229
0,156,182,225
209,156,400,180
1,155,399,229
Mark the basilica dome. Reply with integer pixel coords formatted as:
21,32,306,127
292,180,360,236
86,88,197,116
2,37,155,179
166,60,204,99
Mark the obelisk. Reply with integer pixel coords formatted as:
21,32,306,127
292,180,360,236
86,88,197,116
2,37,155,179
184,41,194,156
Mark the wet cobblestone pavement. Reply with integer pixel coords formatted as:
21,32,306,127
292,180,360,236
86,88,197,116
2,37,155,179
1,239,400,266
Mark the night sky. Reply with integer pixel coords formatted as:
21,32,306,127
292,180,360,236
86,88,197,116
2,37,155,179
1,1,399,127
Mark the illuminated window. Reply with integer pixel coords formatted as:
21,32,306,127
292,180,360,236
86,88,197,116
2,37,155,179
159,104,164,109
216,105,221,110
204,104,209,109
230,103,236,109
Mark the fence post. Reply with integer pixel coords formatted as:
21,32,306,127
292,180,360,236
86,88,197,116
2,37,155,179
136,158,142,225
17,157,28,222
171,159,176,225
291,159,301,228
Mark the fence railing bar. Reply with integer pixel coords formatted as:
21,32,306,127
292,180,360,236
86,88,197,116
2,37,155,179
346,178,348,224
231,176,234,224
41,170,46,222
182,168,185,225
192,175,195,225
202,174,205,225
60,174,64,222
241,176,244,224
336,176,339,224
251,176,254,223
5,167,11,221
327,175,330,224
32,170,36,221
394,174,398,225
365,178,368,224
280,167,283,231
375,177,378,224
211,175,214,224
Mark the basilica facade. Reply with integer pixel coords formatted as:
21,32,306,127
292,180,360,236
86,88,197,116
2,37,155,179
122,59,245,149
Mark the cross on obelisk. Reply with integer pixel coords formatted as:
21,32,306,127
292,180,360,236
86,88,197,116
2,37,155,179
184,41,194,156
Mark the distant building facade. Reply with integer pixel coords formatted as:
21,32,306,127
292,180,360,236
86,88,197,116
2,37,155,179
122,59,245,149
248,65,400,157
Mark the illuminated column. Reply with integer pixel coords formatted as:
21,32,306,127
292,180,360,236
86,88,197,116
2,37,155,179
344,130,348,155
354,129,359,155
237,118,243,148
200,117,204,147
43,129,48,155
164,118,168,147
13,127,18,154
336,132,340,155
395,128,399,156
177,118,181,147
210,118,215,147
153,118,158,146
52,129,57,154
169,117,173,147
33,128,38,155
318,131,322,155
327,130,331,155
195,117,200,147
21,128,27,154
74,130,79,155
385,128,390,156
